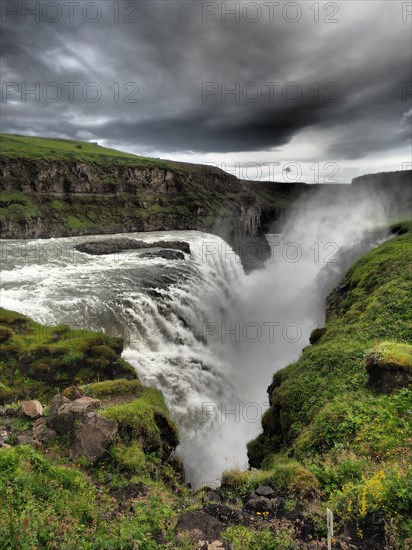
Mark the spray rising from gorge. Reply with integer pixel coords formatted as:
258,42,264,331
0,187,390,486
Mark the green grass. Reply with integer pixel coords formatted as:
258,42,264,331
0,134,224,177
0,191,40,222
0,134,175,170
365,341,412,371
222,525,296,550
0,445,182,549
246,220,412,543
221,456,319,501
80,379,143,400
102,387,179,458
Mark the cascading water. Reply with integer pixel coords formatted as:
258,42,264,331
0,230,248,485
0,188,389,487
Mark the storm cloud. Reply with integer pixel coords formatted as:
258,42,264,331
1,0,411,175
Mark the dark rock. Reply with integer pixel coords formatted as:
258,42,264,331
255,485,276,498
70,412,118,462
309,327,327,345
50,394,70,416
139,250,185,261
75,239,191,256
153,411,179,456
366,363,411,394
175,511,225,545
47,396,101,434
32,418,57,442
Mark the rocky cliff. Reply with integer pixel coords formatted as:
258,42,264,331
0,135,309,271
2,135,410,271
351,169,412,214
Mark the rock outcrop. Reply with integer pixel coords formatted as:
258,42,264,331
46,394,118,461
71,412,118,462
47,395,101,433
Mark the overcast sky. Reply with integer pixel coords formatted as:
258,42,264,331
1,0,411,182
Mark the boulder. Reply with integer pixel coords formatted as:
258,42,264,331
175,511,225,545
255,485,276,498
48,396,101,434
71,412,118,462
50,394,70,415
32,418,57,442
309,327,327,345
21,400,43,418
63,386,85,400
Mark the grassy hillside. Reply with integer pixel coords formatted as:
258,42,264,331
1,134,190,172
241,220,412,547
0,308,187,549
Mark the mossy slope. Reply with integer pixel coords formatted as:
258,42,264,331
0,308,135,403
0,312,184,549
247,221,412,545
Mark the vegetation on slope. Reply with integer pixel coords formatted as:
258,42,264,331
0,309,187,549
1,134,191,171
244,220,412,547
0,309,135,403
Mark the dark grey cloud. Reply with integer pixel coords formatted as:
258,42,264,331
0,0,411,160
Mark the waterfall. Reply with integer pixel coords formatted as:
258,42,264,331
0,187,389,487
